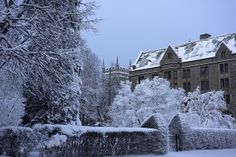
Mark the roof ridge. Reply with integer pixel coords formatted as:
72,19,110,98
174,32,236,49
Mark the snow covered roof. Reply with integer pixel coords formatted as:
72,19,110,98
133,33,236,71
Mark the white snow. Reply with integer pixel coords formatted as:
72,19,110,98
42,134,67,148
133,33,236,70
34,124,157,137
111,149,236,157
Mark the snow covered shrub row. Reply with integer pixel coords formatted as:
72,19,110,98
34,124,165,156
182,128,236,151
141,114,169,154
0,127,39,156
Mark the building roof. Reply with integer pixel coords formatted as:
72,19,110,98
132,33,236,71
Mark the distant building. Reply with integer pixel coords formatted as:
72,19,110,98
130,33,236,116
102,57,129,106
102,57,129,80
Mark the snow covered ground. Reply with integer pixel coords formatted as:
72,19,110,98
112,149,236,157
1,149,236,157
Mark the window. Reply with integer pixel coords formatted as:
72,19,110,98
224,94,231,104
164,71,171,80
200,66,209,76
152,73,158,79
168,71,171,79
138,76,145,84
183,69,191,79
183,82,191,92
221,51,226,58
164,71,168,79
173,83,178,88
220,63,229,74
225,63,228,73
225,78,229,88
168,53,172,59
173,70,178,79
201,80,209,90
220,78,229,88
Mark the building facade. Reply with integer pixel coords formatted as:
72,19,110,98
102,57,129,106
129,33,236,116
103,57,129,81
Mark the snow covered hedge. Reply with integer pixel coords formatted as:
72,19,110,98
141,114,169,154
34,124,166,156
0,127,39,156
182,128,236,151
168,114,236,151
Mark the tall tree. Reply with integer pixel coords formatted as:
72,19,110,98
0,0,98,126
79,47,104,125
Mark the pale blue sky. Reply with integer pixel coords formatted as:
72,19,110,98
83,0,236,68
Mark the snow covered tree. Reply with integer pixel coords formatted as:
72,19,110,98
0,0,98,126
111,77,184,127
181,87,236,128
0,70,24,127
110,81,137,127
78,47,104,125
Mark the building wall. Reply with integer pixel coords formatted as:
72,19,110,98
129,53,236,116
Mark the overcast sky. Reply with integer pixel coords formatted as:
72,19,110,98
82,0,236,68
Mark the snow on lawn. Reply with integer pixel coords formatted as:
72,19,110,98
112,149,236,157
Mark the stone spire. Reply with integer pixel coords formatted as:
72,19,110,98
115,56,119,68
102,59,105,72
129,59,132,70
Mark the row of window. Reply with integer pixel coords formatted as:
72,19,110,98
138,63,230,90
162,63,228,80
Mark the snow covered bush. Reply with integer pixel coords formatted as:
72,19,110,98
111,77,184,127
182,128,236,151
181,88,236,128
0,127,39,157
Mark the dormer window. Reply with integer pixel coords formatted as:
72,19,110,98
168,53,172,59
221,51,226,58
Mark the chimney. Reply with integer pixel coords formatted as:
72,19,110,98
200,33,211,40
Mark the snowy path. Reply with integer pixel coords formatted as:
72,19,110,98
113,149,236,157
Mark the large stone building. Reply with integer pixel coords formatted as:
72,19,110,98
129,33,236,116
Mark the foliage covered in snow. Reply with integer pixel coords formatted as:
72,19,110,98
0,71,24,127
79,48,105,125
181,88,236,129
0,0,98,126
111,77,184,127
0,127,39,156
